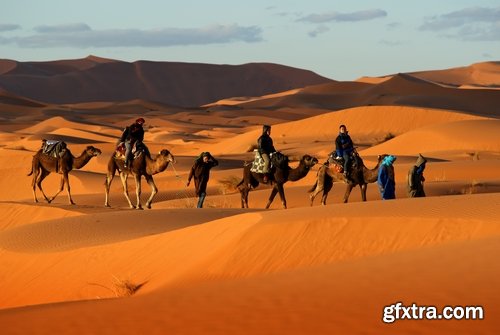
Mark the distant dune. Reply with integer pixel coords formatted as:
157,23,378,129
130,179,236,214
357,62,500,89
237,72,500,117
0,56,332,107
409,61,500,88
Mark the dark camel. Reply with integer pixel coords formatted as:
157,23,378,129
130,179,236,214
104,149,175,209
309,154,385,205
28,145,102,204
237,154,318,209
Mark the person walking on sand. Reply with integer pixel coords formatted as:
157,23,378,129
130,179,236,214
377,155,397,200
407,154,427,198
187,152,219,208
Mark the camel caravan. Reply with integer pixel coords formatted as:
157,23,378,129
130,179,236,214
29,121,410,209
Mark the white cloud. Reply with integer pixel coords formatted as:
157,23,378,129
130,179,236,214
298,9,387,23
0,24,263,48
308,25,330,38
0,24,21,32
34,23,91,33
420,6,500,41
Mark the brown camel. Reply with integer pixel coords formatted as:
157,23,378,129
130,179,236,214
308,154,385,205
237,153,318,209
104,149,175,209
28,145,102,204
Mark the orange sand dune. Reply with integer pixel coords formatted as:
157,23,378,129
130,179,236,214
205,106,491,155
357,62,500,89
204,88,302,107
17,116,117,136
410,61,500,87
0,203,82,231
229,72,500,118
0,194,498,334
355,75,392,84
362,119,500,156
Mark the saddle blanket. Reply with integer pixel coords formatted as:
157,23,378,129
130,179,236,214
250,149,266,173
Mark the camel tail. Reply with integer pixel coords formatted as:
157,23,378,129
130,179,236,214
27,161,35,176
236,179,244,188
307,181,318,193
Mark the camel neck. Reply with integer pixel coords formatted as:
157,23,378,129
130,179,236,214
288,161,311,182
146,154,169,175
364,160,382,183
73,151,93,169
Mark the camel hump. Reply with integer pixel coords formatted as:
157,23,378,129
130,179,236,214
41,140,67,158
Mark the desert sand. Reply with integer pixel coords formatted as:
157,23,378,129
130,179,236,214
0,59,499,334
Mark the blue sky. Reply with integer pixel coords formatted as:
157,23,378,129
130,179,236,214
1,0,499,80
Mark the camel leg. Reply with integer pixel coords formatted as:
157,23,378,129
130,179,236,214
277,183,287,209
309,185,323,206
265,185,280,209
36,170,52,203
243,187,250,208
322,179,333,206
105,158,117,207
144,175,157,209
245,187,251,208
239,187,246,208
65,172,75,205
119,173,134,209
48,172,74,204
48,174,65,203
31,166,40,203
360,184,368,201
134,174,143,210
104,172,115,207
343,184,354,203
321,191,329,206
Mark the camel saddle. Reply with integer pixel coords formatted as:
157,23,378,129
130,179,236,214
327,151,360,173
114,141,148,161
41,140,67,158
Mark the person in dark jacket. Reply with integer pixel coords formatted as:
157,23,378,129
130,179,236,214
335,124,354,180
257,125,276,183
120,117,145,168
407,154,427,198
187,152,219,208
377,155,397,200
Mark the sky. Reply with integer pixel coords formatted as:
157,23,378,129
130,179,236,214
1,0,499,80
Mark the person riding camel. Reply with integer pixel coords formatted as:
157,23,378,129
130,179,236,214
120,117,145,168
257,124,276,183
335,124,354,181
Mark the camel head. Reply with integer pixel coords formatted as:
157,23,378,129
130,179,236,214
377,154,389,165
158,149,176,164
85,146,102,157
301,155,319,168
